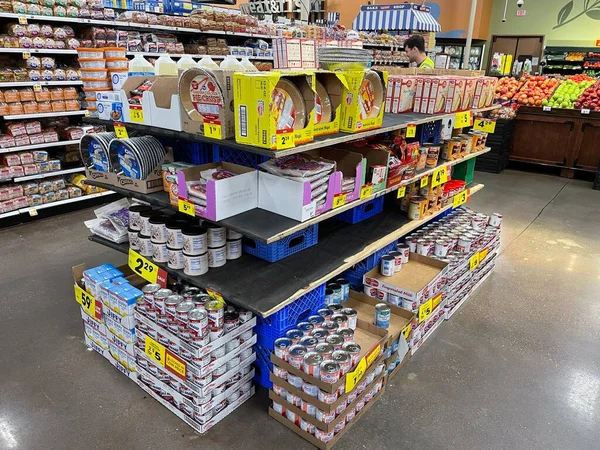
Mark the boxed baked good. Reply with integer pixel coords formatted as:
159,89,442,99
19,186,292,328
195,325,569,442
314,71,345,137
339,70,387,133
307,148,366,204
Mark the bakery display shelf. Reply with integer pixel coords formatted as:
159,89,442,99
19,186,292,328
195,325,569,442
0,209,20,219
88,183,483,318
1,110,88,120
0,48,77,55
0,12,275,39
83,105,498,158
13,166,84,182
363,42,404,48
0,81,83,87
85,148,490,244
126,51,273,60
0,140,79,154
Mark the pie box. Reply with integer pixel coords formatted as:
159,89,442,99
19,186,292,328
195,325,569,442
363,252,448,304
314,71,346,137
429,76,450,114
177,161,258,221
339,70,388,133
385,75,396,113
462,77,478,111
268,383,386,450
270,318,387,393
393,75,417,113
269,362,385,433
445,77,466,113
306,147,365,203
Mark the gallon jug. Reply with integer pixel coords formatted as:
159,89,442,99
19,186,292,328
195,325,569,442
240,57,258,72
155,55,178,76
128,54,154,76
197,56,219,69
220,55,245,70
177,55,197,70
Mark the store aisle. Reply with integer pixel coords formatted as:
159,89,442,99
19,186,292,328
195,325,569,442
1,170,599,450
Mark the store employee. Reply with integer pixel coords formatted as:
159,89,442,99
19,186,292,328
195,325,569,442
405,35,434,69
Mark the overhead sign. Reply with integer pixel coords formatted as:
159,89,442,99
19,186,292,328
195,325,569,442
361,3,430,12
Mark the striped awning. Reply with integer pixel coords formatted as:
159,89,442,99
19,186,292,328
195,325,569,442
352,4,441,32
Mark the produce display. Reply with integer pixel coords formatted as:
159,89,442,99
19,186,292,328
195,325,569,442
514,75,561,106
493,77,525,102
544,78,596,109
574,81,600,111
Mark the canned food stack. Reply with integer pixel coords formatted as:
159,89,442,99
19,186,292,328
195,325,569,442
76,263,142,380
269,305,388,447
399,176,467,222
135,283,257,433
128,204,243,277
324,278,350,306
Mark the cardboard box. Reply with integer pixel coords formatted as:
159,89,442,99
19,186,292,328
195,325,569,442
307,148,365,203
234,71,315,149
270,318,387,393
385,76,395,113
445,77,466,113
340,145,390,193
431,77,449,114
84,334,138,381
414,76,425,113
339,70,388,133
462,77,477,111
180,68,236,139
176,162,258,221
363,253,448,304
144,76,183,131
394,76,417,113
117,75,155,125
314,71,346,137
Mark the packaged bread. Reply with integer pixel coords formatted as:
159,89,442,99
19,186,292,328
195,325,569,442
0,103,8,115
41,191,55,204
41,57,55,70
23,163,38,175
8,102,24,115
65,99,80,111
28,69,41,81
51,100,65,111
4,89,20,103
29,133,44,144
9,166,24,177
8,24,26,37
33,150,48,162
41,24,53,37
25,56,40,69
23,101,38,114
13,68,29,82
24,120,41,134
27,4,41,14
0,69,14,83
49,87,64,100
19,88,35,102
23,181,39,195
38,101,51,112
32,37,44,48
14,134,29,146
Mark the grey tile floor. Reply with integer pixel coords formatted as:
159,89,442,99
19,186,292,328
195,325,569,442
0,169,599,450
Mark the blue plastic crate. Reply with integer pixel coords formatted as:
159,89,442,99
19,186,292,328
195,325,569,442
255,283,326,342
336,197,384,224
243,224,319,262
254,342,273,389
174,141,214,165
216,145,269,169
343,241,397,281
418,120,442,145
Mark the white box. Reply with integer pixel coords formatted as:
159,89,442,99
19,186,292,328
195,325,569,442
104,313,136,344
84,334,137,381
103,307,136,333
144,76,183,131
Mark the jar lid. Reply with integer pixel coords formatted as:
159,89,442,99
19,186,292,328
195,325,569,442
166,219,190,230
149,214,168,225
139,209,158,218
182,225,207,236
129,204,153,213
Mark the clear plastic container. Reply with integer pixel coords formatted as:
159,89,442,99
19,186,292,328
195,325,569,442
82,98,96,108
80,68,108,79
155,55,177,75
82,78,111,89
128,53,154,76
79,58,106,69
220,55,244,70
104,47,126,58
106,58,128,69
177,55,197,70
77,48,104,58
86,107,98,118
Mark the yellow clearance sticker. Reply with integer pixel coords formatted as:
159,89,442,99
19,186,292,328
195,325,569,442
204,122,222,139
420,176,429,188
114,124,128,139
360,184,372,200
145,335,166,366
365,344,381,366
23,52,31,59
397,186,406,199
333,193,346,209
130,108,144,123
454,110,471,128
473,118,496,133
469,253,480,271
74,284,97,319
431,166,448,188
178,198,195,217
418,298,433,323
32,83,42,93
345,357,367,393
406,123,416,138
18,15,27,24
277,132,294,149
453,190,468,208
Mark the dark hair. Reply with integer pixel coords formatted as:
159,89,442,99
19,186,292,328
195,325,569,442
404,35,425,52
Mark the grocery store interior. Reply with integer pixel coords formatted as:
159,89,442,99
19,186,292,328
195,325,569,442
1,0,599,449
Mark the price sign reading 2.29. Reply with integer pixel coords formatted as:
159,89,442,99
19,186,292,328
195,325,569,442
128,248,168,287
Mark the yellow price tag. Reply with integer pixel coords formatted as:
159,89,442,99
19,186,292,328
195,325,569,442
145,335,166,366
469,253,480,271
28,208,38,216
178,198,195,217
129,108,144,123
333,193,346,209
33,83,42,92
360,184,372,200
406,123,416,138
18,15,27,24
418,298,433,323
454,110,471,128
345,357,367,393
128,248,167,286
85,110,91,117
432,293,442,310
23,52,31,59
452,190,468,208
204,122,222,139
479,247,489,261
473,118,496,133
420,176,428,188
74,284,99,319
114,124,128,138
397,185,406,198
401,324,411,340
430,166,448,188
277,132,294,150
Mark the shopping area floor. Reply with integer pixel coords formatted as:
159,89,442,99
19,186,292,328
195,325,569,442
1,169,599,450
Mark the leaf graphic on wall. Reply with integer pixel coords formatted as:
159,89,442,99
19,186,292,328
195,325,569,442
586,9,600,18
556,0,574,26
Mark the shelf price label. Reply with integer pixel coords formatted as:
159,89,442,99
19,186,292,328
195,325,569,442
277,132,294,150
406,123,417,138
204,122,222,139
28,208,38,216
128,248,168,287
178,198,195,217
144,335,187,380
418,298,433,323
129,108,144,123
420,176,429,188
345,357,366,393
360,184,372,200
397,185,406,198
401,324,411,340
454,110,471,128
469,253,480,271
479,247,489,261
74,284,102,321
18,15,27,24
452,190,468,208
581,109,591,115
432,293,442,310
22,52,31,59
473,118,496,133
431,166,448,188
542,106,551,112
32,83,42,93
114,123,128,138
333,193,346,209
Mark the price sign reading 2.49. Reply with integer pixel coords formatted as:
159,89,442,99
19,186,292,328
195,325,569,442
128,248,168,287
277,132,294,149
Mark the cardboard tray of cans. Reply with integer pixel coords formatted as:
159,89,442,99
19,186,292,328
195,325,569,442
137,362,255,417
139,378,256,435
269,352,385,414
84,334,138,382
410,296,448,354
268,384,386,450
134,310,257,359
270,319,387,393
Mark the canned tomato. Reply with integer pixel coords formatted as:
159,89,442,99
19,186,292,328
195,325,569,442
239,347,253,361
180,287,200,301
489,212,502,228
192,353,211,368
340,308,357,330
153,288,171,314
434,239,451,257
273,384,286,397
175,300,195,323
330,314,348,329
179,383,194,399
272,401,285,415
225,336,241,353
405,236,417,252
209,327,224,342
179,345,192,360
376,290,388,302
300,400,317,417
318,388,338,404
274,337,293,361
226,356,240,371
297,321,314,336
239,329,253,343
239,310,253,323
286,391,301,407
285,329,303,343
188,308,208,338
337,328,354,342
342,342,361,366
302,352,323,377
177,321,191,340
298,336,318,351
315,342,334,359
223,311,239,333
142,283,161,308
310,329,329,342
301,381,319,397
457,235,473,253
135,296,146,313
315,408,336,425
167,320,178,335
205,300,224,329
288,345,307,369
192,372,212,387
300,417,316,434
319,360,341,383
325,334,344,350
375,303,390,328
191,333,210,347
321,321,338,334
273,365,288,380
228,389,241,404
157,330,169,346
388,251,403,272
212,364,228,379
211,345,226,361
157,312,169,328
317,308,333,320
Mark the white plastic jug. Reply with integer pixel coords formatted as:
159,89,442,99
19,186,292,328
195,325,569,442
128,54,154,76
197,56,219,69
240,57,258,72
220,55,245,71
155,55,178,76
177,55,197,70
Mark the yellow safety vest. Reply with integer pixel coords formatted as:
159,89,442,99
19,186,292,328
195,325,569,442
419,57,435,69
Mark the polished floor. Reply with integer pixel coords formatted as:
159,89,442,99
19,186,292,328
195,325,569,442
1,170,599,450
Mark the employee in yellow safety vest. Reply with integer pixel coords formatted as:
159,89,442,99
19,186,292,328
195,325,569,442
404,34,434,69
